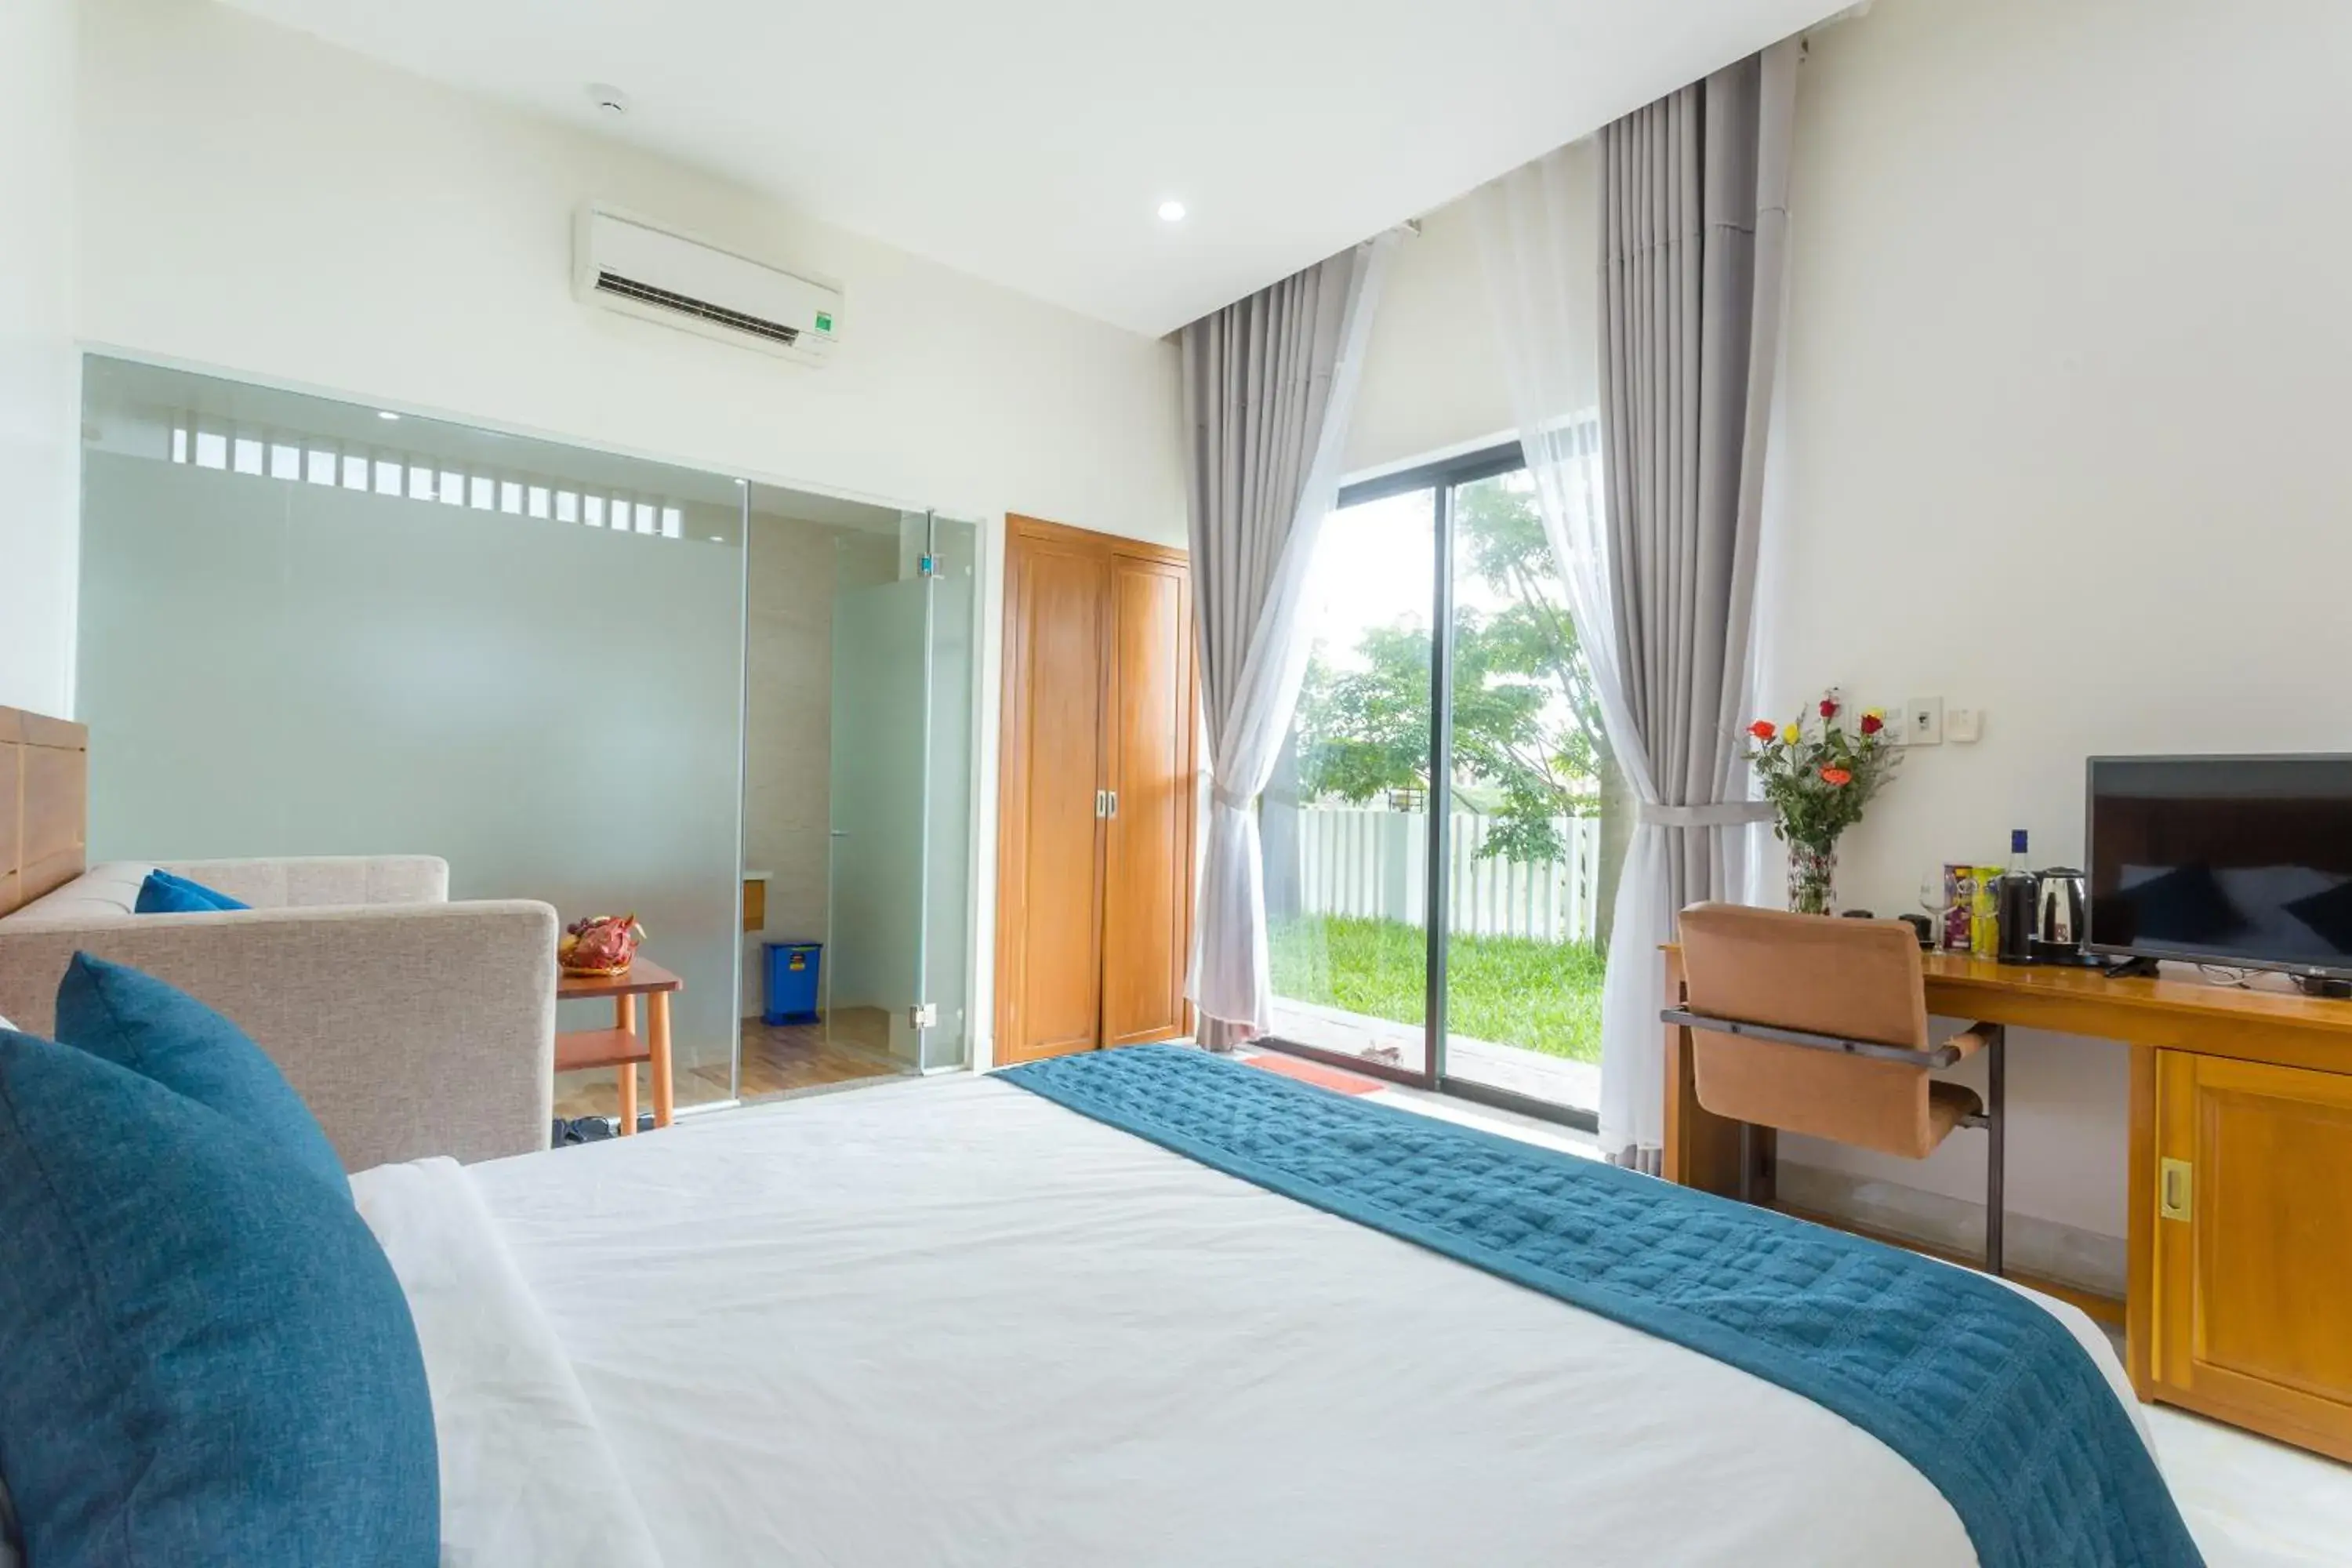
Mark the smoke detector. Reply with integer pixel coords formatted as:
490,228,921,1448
585,83,631,118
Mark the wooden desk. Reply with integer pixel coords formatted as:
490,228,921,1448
1663,946,2352,1462
557,958,681,1135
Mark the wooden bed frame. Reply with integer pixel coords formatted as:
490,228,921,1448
0,706,89,919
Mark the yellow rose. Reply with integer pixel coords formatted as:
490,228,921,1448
1781,724,1802,745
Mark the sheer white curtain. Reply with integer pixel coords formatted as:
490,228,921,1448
1469,145,1675,1161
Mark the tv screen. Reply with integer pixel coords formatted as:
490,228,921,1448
2088,755,2352,978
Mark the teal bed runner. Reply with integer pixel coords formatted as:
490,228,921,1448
1000,1045,2201,1568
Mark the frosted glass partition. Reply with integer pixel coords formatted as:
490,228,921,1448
822,511,980,1073
78,357,748,1113
921,515,981,1071
826,526,931,1064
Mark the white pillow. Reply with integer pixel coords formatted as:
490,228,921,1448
0,1011,14,1033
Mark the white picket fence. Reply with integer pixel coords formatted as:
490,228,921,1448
1288,807,1604,944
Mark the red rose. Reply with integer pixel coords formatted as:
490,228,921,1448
1748,719,1777,741
1859,713,1884,736
1819,696,1839,720
1820,766,1853,786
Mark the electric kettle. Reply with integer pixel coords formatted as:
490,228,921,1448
2030,868,2089,962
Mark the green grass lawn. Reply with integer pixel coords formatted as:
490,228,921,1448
1267,914,1606,1063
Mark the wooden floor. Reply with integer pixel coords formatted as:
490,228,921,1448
554,1006,909,1120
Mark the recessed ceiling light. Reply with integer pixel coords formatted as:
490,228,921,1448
376,410,400,421
1157,200,1188,223
586,82,631,118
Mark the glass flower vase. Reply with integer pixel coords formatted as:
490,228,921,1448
1788,840,1838,916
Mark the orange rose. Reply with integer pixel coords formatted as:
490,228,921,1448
1820,766,1853,786
1748,719,1777,741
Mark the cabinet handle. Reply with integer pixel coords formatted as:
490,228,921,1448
2158,1157,2193,1222
1093,789,1107,819
1107,789,1119,818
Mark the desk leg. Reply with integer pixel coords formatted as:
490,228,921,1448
649,993,675,1130
616,995,638,1137
2125,1041,2158,1400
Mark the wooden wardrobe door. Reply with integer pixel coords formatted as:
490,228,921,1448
1100,551,1196,1047
996,528,1111,1065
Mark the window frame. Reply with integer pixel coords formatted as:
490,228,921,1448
1259,438,1602,1136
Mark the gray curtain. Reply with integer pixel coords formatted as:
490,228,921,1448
1181,238,1393,1049
1599,46,1795,922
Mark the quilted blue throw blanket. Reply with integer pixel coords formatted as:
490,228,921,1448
1000,1046,2202,1568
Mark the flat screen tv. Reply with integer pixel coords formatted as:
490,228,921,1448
2087,755,2352,982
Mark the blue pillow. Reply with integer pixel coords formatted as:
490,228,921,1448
0,1030,438,1567
135,868,250,913
53,953,349,1196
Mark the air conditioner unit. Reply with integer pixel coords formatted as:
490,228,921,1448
572,204,840,365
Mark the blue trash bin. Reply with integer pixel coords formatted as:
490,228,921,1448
762,940,822,1026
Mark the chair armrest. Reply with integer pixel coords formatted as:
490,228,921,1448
0,900,557,1171
1946,1025,1998,1062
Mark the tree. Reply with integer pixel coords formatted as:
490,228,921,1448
1293,478,1610,863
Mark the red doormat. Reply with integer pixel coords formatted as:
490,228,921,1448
1243,1052,1385,1096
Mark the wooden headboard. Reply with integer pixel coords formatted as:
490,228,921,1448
1,706,89,918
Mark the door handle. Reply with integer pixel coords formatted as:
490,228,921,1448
2158,1157,2192,1221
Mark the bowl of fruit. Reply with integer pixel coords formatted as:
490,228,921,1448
559,914,644,978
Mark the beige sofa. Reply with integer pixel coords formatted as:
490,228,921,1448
0,856,557,1171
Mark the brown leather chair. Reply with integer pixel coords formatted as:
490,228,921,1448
1664,902,2008,1275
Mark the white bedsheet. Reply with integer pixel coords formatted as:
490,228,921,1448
359,1072,2154,1567
355,1157,663,1568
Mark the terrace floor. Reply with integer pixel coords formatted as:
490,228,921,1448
1268,996,1599,1112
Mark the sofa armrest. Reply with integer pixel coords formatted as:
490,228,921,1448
0,900,557,1171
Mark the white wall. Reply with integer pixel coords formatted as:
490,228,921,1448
76,0,1195,1069
1758,0,2352,1247
1345,195,1515,479
0,0,80,715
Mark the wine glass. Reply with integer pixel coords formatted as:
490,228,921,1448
1918,869,1950,948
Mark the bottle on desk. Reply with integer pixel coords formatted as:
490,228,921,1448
1995,829,2038,964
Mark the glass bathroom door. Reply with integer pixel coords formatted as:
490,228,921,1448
825,510,978,1073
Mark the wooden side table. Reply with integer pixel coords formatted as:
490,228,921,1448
556,957,682,1134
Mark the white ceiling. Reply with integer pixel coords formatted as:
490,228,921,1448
216,0,1844,337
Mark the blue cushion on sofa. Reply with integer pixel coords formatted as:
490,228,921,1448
134,867,250,913
53,953,348,1196
0,1029,438,1568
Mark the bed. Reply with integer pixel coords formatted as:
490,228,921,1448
2,708,2194,1565
354,1051,2194,1568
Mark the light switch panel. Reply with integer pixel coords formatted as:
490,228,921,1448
1905,696,1944,746
1947,706,1982,743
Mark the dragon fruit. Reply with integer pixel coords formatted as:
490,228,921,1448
559,914,644,976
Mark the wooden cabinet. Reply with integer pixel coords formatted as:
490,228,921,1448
2146,1049,2352,1461
995,517,1196,1065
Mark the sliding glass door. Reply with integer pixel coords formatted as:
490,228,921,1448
1440,467,1605,1113
1264,445,1613,1127
1264,485,1438,1077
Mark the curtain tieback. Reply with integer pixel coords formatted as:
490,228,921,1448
1638,801,1773,829
1210,783,1257,812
